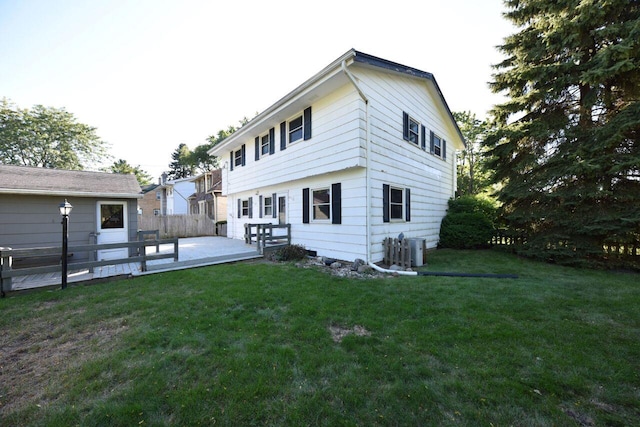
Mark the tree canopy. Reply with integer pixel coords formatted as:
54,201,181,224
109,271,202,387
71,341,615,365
105,159,152,186
453,111,493,197
0,98,109,170
485,0,640,266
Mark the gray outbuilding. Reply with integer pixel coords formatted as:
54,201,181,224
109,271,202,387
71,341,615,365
0,164,142,263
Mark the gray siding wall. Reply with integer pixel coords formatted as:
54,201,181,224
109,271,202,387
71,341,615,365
0,195,138,261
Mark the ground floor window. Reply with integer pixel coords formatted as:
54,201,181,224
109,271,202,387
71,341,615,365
312,188,330,221
383,184,411,222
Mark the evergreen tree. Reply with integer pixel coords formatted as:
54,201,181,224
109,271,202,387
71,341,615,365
485,0,640,266
167,143,194,180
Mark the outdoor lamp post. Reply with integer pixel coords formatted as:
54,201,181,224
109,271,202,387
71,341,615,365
59,199,73,289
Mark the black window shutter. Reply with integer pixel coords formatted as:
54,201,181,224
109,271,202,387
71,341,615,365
331,183,341,225
430,131,435,154
241,144,246,166
237,198,241,218
259,195,263,218
272,193,277,218
303,107,312,140
402,111,409,141
443,140,447,159
255,136,260,161
280,121,287,151
230,151,234,171
405,188,411,222
383,184,390,223
269,127,275,154
302,188,310,224
421,125,426,150
248,196,253,219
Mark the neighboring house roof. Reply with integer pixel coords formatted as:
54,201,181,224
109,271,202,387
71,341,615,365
141,183,159,193
0,164,142,198
209,48,465,157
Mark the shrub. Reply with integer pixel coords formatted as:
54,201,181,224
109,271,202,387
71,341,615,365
438,196,497,249
272,244,308,262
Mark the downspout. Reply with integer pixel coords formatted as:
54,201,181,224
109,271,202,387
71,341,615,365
341,60,372,263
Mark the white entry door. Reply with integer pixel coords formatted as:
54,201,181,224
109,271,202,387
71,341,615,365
96,201,129,261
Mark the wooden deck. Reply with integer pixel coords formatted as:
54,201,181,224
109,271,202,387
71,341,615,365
4,237,261,293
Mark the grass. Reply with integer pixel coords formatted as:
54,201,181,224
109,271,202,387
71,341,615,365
1,249,639,426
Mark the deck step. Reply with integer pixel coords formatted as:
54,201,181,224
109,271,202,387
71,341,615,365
142,252,262,273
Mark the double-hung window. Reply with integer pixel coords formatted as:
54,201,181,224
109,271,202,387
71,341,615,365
289,115,303,143
230,144,246,170
264,196,273,217
403,111,420,145
389,187,404,220
383,184,411,222
429,131,447,159
241,199,249,217
312,188,330,221
408,117,419,145
302,183,341,224
281,107,312,148
261,134,270,156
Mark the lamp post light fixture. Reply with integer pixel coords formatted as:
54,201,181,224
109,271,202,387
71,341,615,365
59,199,73,289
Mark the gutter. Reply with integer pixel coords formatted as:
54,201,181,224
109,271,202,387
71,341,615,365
341,60,372,264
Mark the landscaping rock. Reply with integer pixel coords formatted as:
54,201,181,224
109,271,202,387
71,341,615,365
330,262,343,269
351,258,365,271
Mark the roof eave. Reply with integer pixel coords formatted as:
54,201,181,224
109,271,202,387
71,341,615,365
0,189,143,199
208,49,358,157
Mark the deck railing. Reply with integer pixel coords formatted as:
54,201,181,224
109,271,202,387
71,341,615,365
244,223,291,254
0,238,178,296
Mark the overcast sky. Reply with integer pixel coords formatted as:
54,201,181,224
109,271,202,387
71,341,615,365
0,0,514,179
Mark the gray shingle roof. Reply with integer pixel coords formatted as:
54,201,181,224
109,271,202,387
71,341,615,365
0,164,142,198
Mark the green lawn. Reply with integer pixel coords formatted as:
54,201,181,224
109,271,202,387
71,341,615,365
1,250,638,426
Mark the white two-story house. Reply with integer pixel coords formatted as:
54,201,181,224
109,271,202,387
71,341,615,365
208,49,465,263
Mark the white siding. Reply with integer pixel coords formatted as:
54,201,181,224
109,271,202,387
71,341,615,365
356,67,459,260
225,83,366,195
218,61,462,263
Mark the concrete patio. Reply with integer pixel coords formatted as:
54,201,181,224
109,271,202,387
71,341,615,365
6,236,261,292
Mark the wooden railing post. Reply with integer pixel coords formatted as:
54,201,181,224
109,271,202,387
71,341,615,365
1,247,13,297
141,244,147,272
173,239,179,262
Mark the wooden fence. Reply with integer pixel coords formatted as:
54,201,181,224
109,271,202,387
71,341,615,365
382,237,412,269
0,238,178,296
139,215,216,238
491,229,639,262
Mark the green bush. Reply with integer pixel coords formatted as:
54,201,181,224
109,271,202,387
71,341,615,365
272,244,308,261
438,196,497,249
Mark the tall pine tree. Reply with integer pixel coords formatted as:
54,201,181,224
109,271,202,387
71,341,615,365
486,0,640,266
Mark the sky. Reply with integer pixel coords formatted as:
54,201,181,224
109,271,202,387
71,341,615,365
0,0,514,180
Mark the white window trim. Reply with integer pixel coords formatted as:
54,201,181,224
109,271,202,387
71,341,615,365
389,186,405,221
234,149,243,166
263,196,273,217
433,134,443,157
311,187,331,222
241,199,249,217
260,133,270,157
408,116,419,145
288,115,303,144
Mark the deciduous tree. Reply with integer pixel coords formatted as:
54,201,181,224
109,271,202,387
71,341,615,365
0,98,109,170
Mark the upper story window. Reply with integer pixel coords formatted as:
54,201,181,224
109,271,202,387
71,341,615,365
261,134,270,155
289,115,303,143
230,144,246,170
408,117,419,145
255,128,275,161
281,107,312,149
429,131,447,160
